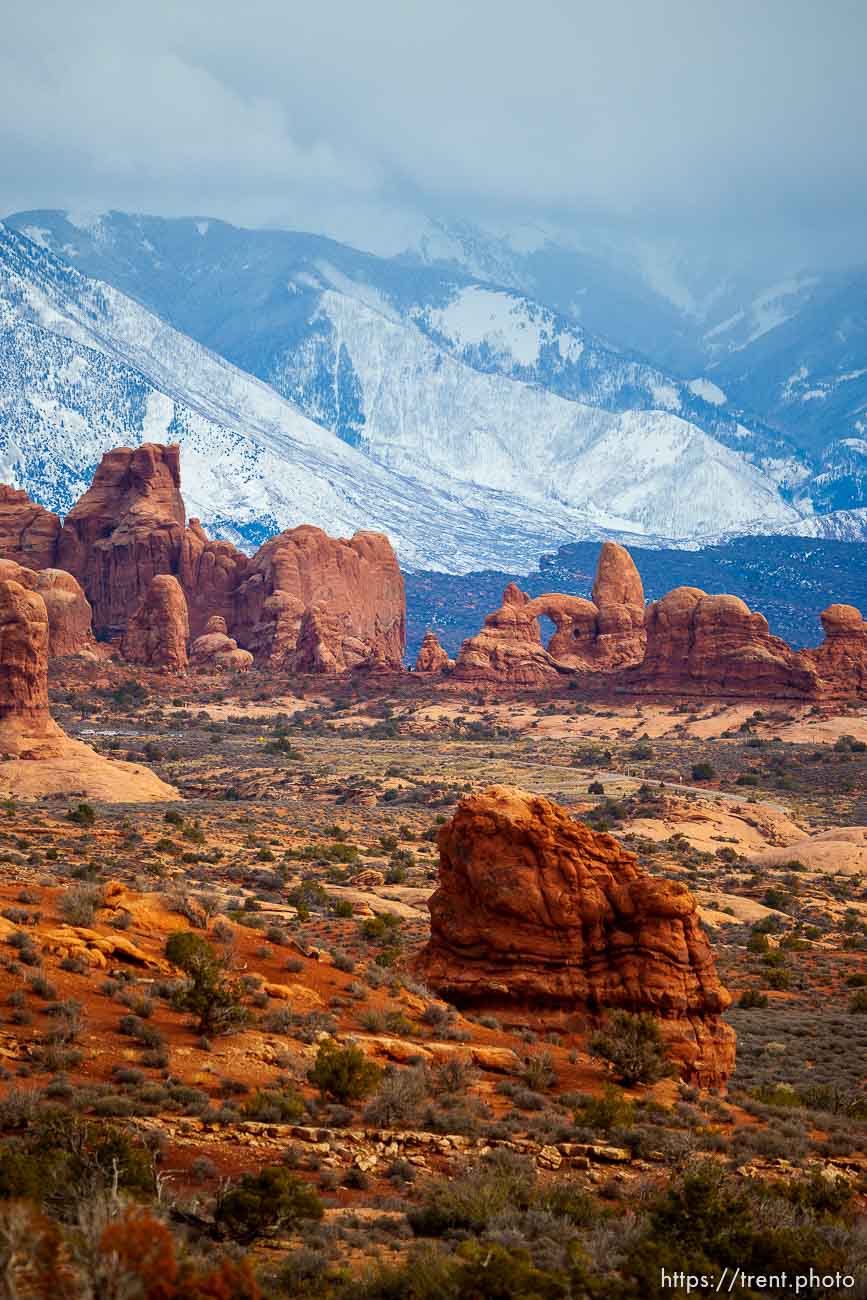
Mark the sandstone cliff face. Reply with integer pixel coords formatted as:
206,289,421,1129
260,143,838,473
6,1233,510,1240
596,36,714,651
416,785,735,1087
231,525,405,671
178,519,248,638
121,574,189,672
453,594,566,686
0,561,93,658
0,580,66,755
627,587,819,698
57,444,187,636
414,630,453,673
0,485,61,570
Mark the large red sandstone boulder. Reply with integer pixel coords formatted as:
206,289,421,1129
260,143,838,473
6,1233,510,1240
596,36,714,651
590,541,647,666
628,586,819,698
57,444,187,636
0,561,93,657
415,785,735,1087
0,580,66,755
414,631,453,673
231,525,405,671
121,574,189,672
190,615,253,672
0,485,61,570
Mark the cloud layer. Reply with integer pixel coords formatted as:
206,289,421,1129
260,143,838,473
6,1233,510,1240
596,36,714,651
2,0,865,263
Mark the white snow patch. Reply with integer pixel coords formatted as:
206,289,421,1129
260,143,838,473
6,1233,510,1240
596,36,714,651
426,286,546,368
648,381,681,411
687,378,727,406
20,226,52,250
143,391,175,437
196,221,210,237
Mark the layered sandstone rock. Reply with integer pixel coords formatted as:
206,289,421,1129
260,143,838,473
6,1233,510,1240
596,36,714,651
121,574,189,671
807,604,867,694
628,587,819,698
453,592,566,686
414,631,453,673
453,545,646,684
178,519,248,638
0,578,175,798
57,443,187,636
190,615,253,672
231,525,405,671
0,561,93,657
0,579,65,755
416,786,735,1086
0,485,61,569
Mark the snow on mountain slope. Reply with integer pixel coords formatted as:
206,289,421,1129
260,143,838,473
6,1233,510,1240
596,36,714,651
273,285,800,539
2,214,847,558
0,221,693,572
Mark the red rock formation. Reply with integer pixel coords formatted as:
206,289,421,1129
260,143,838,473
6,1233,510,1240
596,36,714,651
121,575,189,672
0,485,61,570
807,604,867,694
178,518,248,638
0,561,93,657
414,631,453,673
190,612,254,671
453,592,566,685
453,544,647,684
628,587,819,698
231,525,405,671
416,786,735,1086
57,444,187,636
0,580,66,755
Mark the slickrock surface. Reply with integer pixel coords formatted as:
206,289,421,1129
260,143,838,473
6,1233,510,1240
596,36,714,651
416,785,735,1086
0,560,93,657
121,574,190,671
0,484,61,569
414,630,453,673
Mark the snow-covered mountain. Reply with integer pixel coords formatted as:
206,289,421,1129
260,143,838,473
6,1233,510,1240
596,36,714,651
0,211,861,567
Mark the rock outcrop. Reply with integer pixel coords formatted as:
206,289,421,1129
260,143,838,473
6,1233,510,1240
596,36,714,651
0,579,65,755
0,579,175,799
121,574,189,672
414,631,453,673
178,519,248,638
627,587,819,698
0,561,93,657
416,786,735,1086
57,444,187,637
190,616,253,672
453,545,646,684
807,604,867,695
0,485,61,570
231,525,405,671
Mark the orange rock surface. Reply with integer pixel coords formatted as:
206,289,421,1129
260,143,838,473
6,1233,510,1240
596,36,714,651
0,484,61,569
416,785,735,1086
121,574,190,671
232,525,405,670
57,443,187,636
414,630,453,673
0,560,93,657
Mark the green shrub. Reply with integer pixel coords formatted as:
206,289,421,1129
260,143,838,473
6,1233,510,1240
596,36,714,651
215,1165,322,1242
307,1038,381,1104
589,1011,672,1087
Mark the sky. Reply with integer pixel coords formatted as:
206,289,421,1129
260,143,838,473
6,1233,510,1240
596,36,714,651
2,0,866,269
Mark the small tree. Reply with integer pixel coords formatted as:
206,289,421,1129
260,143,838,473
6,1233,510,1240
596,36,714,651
216,1166,322,1243
589,1010,671,1087
164,931,247,1036
307,1037,381,1104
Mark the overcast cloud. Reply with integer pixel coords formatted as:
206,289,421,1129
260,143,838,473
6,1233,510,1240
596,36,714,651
2,0,865,265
